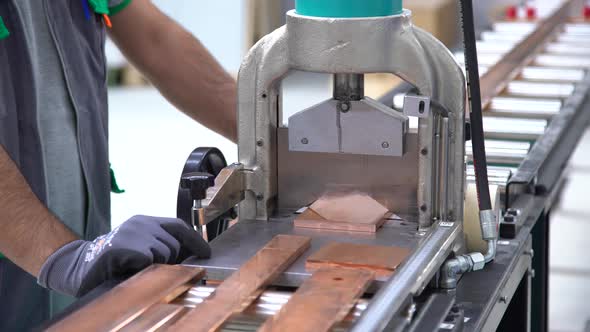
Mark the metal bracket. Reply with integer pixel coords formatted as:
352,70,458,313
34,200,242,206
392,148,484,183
197,163,246,227
403,95,431,118
289,97,409,156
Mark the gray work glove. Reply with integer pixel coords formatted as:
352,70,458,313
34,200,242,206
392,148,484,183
38,215,210,297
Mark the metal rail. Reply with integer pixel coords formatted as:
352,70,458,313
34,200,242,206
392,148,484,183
479,0,575,109
350,222,461,332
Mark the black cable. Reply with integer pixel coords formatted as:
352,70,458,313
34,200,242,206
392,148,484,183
459,0,492,211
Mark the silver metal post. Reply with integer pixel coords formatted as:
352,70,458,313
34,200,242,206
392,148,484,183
333,73,364,101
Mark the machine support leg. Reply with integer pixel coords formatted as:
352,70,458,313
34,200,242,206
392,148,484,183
531,210,550,332
498,273,532,332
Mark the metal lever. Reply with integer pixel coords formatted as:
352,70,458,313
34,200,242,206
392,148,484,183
180,172,215,235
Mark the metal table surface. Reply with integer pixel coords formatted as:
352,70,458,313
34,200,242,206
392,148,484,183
184,214,424,290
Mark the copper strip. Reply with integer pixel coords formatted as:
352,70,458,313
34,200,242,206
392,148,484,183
170,235,312,332
47,265,204,332
257,268,373,332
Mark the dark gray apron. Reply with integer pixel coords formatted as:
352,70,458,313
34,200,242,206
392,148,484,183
0,0,111,329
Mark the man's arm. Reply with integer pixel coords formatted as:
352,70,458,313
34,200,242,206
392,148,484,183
109,0,238,142
1,144,210,296
0,146,78,276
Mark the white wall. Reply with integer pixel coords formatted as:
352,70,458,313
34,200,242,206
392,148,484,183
109,88,237,227
107,1,246,74
151,1,246,74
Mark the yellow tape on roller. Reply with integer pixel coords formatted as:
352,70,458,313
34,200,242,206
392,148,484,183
464,183,499,253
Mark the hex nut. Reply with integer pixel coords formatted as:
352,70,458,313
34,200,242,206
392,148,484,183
468,252,486,271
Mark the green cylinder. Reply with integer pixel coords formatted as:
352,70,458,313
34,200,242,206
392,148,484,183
295,0,402,18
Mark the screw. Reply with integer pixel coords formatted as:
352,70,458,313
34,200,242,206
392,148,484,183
382,142,390,149
301,138,309,145
506,208,519,216
405,303,417,320
338,101,351,113
256,139,264,147
261,93,267,99
256,194,264,201
499,296,507,304
447,211,455,221
421,148,428,156
420,204,427,212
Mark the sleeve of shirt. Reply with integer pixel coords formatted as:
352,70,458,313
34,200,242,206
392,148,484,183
109,0,133,16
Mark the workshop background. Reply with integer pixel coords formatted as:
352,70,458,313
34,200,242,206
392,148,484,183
106,1,589,331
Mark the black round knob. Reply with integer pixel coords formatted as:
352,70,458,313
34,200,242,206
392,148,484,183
180,172,215,200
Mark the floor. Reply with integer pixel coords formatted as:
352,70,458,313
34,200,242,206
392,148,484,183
549,129,590,332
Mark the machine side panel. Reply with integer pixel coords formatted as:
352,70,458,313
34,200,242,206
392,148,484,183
277,128,419,216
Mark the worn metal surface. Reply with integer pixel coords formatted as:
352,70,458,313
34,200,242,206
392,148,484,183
184,216,425,289
277,128,420,215
288,98,408,156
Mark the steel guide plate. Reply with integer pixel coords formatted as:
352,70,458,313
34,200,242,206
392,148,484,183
184,215,423,290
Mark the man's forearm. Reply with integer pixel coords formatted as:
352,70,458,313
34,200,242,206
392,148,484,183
109,0,238,142
0,146,78,276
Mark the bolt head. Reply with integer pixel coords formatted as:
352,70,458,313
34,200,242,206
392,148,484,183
468,252,486,271
338,101,351,113
506,208,519,216
301,138,309,145
382,142,390,149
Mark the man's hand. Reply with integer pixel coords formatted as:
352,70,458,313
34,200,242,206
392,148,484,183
37,215,210,297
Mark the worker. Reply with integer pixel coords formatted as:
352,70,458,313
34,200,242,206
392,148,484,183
0,0,237,330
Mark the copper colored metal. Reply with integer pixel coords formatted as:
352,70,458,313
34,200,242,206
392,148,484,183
306,242,411,279
118,304,188,332
294,193,390,233
47,265,205,332
257,268,373,332
170,235,312,332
